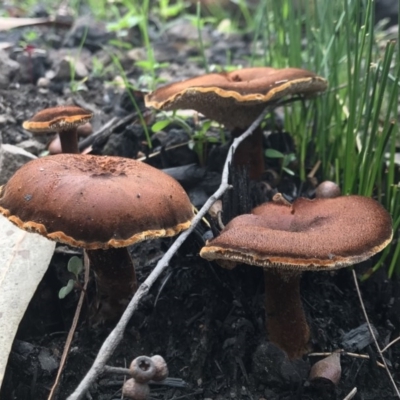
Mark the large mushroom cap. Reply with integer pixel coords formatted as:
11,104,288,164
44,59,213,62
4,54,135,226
0,154,194,249
200,195,393,270
22,105,93,134
145,67,327,129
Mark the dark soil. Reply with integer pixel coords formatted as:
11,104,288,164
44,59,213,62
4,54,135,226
1,5,400,400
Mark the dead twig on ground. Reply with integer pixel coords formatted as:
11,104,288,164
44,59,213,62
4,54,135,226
308,350,385,368
352,269,400,398
382,335,400,353
66,106,272,400
342,387,357,400
78,110,145,151
102,366,188,387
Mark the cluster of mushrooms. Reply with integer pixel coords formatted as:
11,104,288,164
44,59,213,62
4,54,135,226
0,66,393,370
123,355,169,400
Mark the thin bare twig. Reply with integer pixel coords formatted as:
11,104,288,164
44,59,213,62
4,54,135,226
102,366,187,387
352,270,400,398
66,106,271,400
382,336,400,353
47,253,90,400
342,387,357,400
308,350,385,368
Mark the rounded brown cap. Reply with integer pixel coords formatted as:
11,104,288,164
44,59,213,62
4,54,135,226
0,154,194,249
129,356,156,383
22,105,93,134
122,378,149,400
200,195,392,270
315,181,341,199
145,67,327,129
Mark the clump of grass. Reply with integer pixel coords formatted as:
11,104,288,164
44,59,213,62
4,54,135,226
250,0,400,276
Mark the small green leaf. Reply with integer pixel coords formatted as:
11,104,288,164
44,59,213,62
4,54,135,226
201,120,212,131
285,153,297,163
151,120,171,132
135,60,154,70
265,148,284,158
59,279,75,299
283,167,295,176
67,256,83,276
282,153,297,168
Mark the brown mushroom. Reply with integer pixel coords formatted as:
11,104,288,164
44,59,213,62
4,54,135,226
23,105,93,154
0,154,194,320
145,67,327,180
200,194,392,358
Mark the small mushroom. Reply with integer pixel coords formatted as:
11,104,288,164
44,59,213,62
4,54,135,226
200,194,392,358
146,67,327,180
128,355,169,384
151,355,169,382
129,356,156,384
23,105,93,154
0,154,194,321
122,378,150,400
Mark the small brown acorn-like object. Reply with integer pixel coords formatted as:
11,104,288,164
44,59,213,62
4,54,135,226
315,181,341,199
309,351,342,387
129,356,156,384
151,355,169,382
122,378,150,400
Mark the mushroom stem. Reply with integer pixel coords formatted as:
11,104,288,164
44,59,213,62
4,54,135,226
86,247,138,319
58,129,79,154
231,126,264,180
263,269,310,359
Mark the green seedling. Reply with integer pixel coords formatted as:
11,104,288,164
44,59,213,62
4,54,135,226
106,13,143,33
110,54,152,149
152,119,173,133
265,148,296,177
187,7,217,73
59,256,83,299
188,120,218,166
91,56,105,77
152,115,220,166
151,112,192,135
68,25,88,93
21,30,39,43
157,0,188,21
